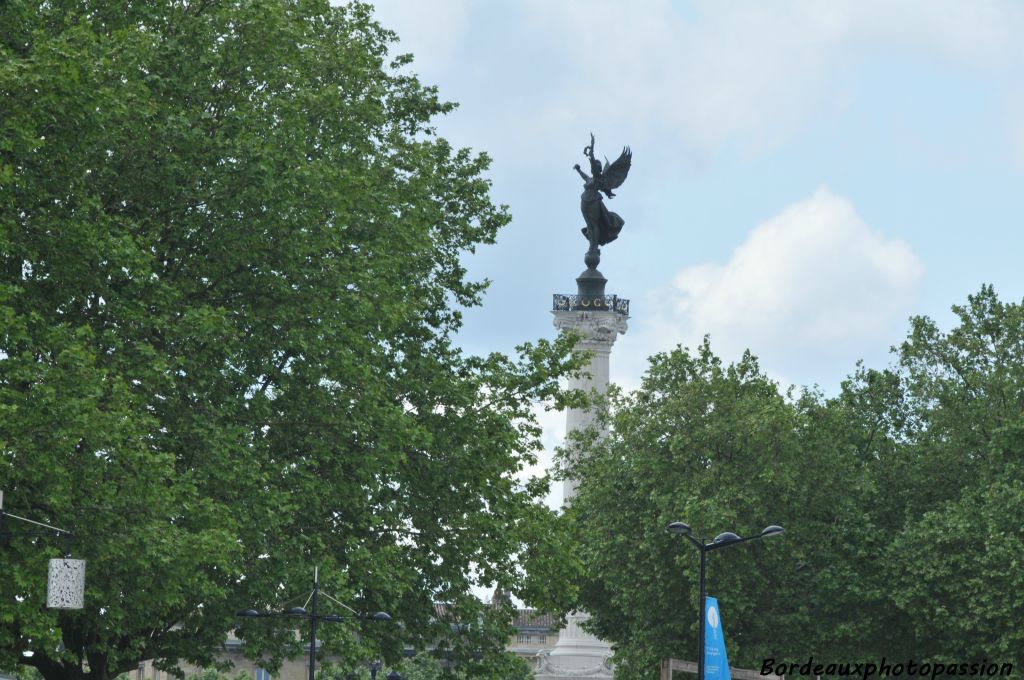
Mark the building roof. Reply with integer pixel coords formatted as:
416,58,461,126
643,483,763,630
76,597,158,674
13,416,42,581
512,608,554,630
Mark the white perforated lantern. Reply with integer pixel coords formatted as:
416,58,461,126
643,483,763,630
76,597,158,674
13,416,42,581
47,558,86,609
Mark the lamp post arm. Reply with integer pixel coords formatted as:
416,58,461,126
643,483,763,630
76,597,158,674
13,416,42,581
319,590,362,616
704,533,765,551
0,511,72,535
682,533,704,551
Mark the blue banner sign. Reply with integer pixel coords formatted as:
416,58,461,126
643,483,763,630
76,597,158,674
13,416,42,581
704,596,731,680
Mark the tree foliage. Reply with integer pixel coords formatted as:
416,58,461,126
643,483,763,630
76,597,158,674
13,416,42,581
885,285,1024,661
315,649,532,680
565,287,1024,678
0,1,580,677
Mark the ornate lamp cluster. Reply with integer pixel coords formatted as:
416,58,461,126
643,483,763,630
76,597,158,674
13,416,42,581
237,567,399,680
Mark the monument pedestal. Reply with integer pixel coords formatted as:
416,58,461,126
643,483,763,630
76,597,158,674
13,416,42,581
535,611,613,679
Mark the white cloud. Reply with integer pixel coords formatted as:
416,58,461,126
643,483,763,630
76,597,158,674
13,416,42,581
360,0,470,74
521,0,1024,157
617,188,924,389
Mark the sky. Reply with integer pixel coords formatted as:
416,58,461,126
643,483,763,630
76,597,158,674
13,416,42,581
362,0,1024,506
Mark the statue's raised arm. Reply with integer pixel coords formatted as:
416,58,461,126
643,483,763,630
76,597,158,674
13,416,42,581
575,133,632,261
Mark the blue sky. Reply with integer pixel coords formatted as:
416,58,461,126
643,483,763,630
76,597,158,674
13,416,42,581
364,0,1024,501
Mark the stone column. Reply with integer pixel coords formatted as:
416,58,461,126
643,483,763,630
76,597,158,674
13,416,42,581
551,309,628,502
535,302,627,680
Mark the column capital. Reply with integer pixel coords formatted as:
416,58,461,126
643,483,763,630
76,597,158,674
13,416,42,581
552,309,629,349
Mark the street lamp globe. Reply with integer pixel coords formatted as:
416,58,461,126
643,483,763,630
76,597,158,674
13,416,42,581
711,531,741,546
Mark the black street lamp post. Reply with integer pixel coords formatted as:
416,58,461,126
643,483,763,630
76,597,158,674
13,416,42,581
237,567,393,680
665,522,784,680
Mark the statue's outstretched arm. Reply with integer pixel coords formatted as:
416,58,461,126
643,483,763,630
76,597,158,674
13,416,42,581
573,164,591,182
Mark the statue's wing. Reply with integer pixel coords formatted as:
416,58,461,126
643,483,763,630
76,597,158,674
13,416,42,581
602,147,631,189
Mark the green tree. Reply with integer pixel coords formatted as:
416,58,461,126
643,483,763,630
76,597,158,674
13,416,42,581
564,288,1024,677
564,341,872,677
396,654,447,680
0,1,580,677
316,649,532,680
884,286,1024,663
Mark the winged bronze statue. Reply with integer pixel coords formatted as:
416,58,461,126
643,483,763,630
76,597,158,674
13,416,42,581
573,133,632,256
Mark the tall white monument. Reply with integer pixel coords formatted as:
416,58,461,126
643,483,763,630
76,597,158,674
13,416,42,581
535,134,632,680
537,277,628,680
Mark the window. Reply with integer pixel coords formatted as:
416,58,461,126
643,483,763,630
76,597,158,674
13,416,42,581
517,633,532,644
255,669,272,680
